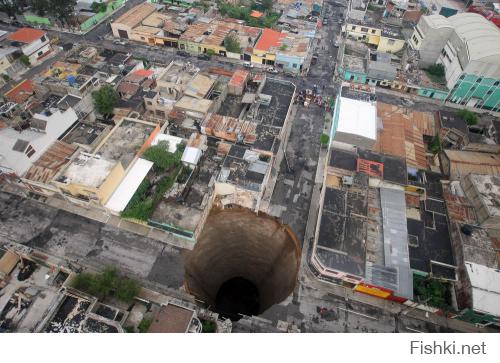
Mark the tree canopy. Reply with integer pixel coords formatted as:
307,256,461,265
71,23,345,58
224,33,241,53
92,85,119,115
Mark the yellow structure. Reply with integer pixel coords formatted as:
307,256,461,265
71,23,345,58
53,118,158,208
346,22,405,53
346,23,381,46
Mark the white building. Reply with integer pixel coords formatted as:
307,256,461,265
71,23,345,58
0,108,78,177
7,27,51,64
331,84,378,149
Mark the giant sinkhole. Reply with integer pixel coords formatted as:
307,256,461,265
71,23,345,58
184,206,301,321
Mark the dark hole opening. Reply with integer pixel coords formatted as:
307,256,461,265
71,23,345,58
215,277,260,321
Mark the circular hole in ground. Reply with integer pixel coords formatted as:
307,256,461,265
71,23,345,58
184,206,301,321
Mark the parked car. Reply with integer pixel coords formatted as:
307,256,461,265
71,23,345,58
323,19,328,25
198,53,211,60
177,50,190,57
243,61,254,68
266,66,278,74
113,39,128,46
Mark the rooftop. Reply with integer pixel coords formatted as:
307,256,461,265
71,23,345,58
114,2,157,28
23,141,78,183
316,175,369,277
465,262,500,317
335,93,377,142
4,80,34,104
219,144,270,192
149,303,195,333
374,102,432,169
442,150,500,179
255,28,286,51
7,27,46,43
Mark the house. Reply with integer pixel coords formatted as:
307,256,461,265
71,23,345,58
7,28,51,64
0,108,79,178
111,2,157,39
0,47,20,78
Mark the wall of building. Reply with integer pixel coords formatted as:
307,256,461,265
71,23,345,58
346,24,381,46
446,74,500,111
417,87,448,100
410,20,452,67
21,35,49,58
377,36,405,53
275,53,305,73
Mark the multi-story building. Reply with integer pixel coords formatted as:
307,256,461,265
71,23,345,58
410,13,500,112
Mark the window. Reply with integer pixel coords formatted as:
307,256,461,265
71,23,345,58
486,90,493,95
361,27,368,32
25,145,35,158
415,26,423,39
292,63,297,68
476,78,482,83
351,26,356,31
412,35,419,45
146,101,152,105
494,81,499,86
371,29,376,34
459,74,465,80
387,39,395,45
37,51,43,56
40,35,46,42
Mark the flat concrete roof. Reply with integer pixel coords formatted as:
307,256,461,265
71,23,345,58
336,96,377,141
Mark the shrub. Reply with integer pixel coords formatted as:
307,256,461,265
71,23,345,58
201,320,217,333
320,133,330,145
2,74,10,81
19,55,30,67
429,134,441,154
457,109,478,126
224,33,241,53
71,267,140,303
142,141,182,172
138,318,153,333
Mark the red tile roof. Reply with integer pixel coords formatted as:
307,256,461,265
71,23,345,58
5,79,34,104
255,28,285,51
7,27,46,44
134,69,154,77
229,69,249,87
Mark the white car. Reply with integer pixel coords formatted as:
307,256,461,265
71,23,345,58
266,67,278,74
243,61,254,68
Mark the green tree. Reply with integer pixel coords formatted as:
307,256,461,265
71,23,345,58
47,0,77,26
19,55,30,67
224,33,241,53
457,109,478,126
92,85,118,115
30,0,49,16
91,1,107,13
142,141,182,172
429,134,441,154
0,0,18,17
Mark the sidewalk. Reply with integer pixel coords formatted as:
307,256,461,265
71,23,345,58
45,195,195,250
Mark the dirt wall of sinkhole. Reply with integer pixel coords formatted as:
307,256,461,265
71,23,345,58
184,206,301,314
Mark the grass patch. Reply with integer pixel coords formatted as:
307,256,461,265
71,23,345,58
121,141,184,221
71,267,140,303
413,275,453,311
201,319,217,333
138,318,153,333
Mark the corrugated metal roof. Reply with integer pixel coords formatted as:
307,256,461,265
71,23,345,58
443,150,500,179
380,188,413,299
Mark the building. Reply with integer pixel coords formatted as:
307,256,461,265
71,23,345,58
439,149,500,180
0,108,79,178
7,28,51,64
331,84,377,149
345,20,406,54
111,2,157,39
464,262,500,321
252,28,286,66
410,13,500,111
53,118,159,208
461,174,500,229
0,47,20,78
